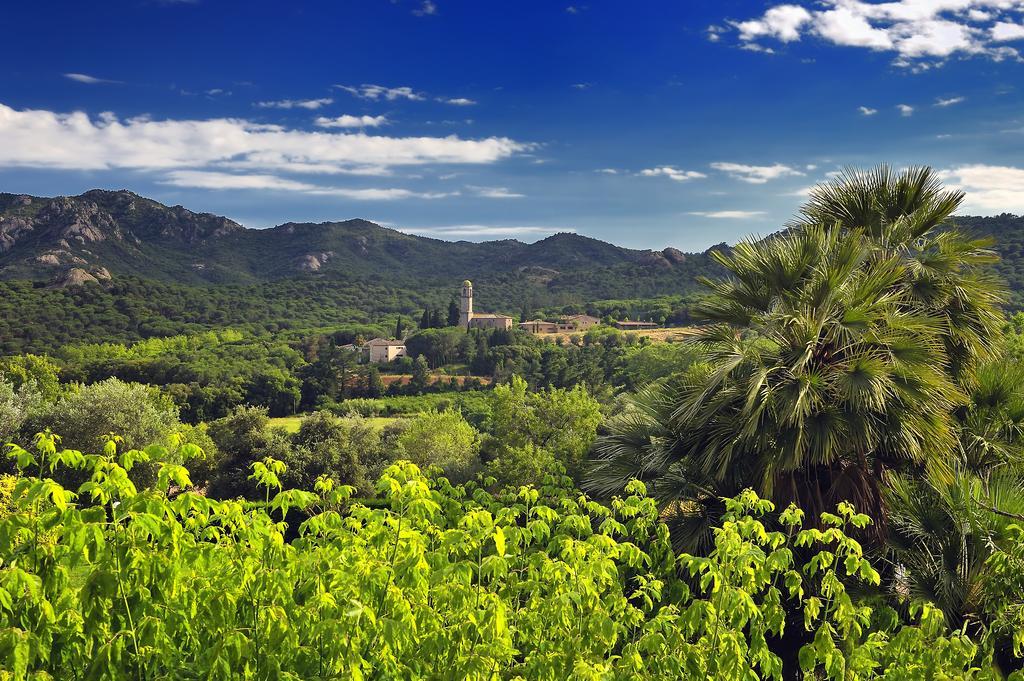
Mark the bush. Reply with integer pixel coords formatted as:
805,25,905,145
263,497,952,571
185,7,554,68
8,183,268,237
395,410,480,482
207,405,293,499
0,380,44,450
25,378,180,454
0,439,1017,679
22,378,186,488
483,376,601,483
285,411,371,494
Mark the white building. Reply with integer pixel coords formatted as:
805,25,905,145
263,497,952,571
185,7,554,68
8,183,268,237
459,280,513,330
365,338,407,363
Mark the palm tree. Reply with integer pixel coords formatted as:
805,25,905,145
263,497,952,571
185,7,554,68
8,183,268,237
794,165,1005,379
586,166,1006,549
956,359,1024,476
883,467,1024,673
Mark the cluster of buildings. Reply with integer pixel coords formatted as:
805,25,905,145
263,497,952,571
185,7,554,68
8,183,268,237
518,314,599,333
358,280,660,364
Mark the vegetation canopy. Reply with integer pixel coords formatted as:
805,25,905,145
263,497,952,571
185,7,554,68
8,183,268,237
2,434,1021,680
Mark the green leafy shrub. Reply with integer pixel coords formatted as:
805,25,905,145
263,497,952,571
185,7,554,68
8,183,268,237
395,409,480,482
0,433,1018,679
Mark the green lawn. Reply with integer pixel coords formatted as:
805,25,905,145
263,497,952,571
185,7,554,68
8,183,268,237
269,415,407,433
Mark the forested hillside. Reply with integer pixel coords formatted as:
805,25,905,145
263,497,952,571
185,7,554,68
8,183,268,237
0,189,720,287
956,214,1024,308
2,190,1022,357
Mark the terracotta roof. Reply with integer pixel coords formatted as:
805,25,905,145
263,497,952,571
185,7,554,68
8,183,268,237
472,313,513,319
365,338,406,346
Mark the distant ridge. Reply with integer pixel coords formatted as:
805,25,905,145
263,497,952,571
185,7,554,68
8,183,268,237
2,190,1022,305
0,190,726,297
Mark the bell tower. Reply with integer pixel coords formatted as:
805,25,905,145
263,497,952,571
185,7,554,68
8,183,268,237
459,280,473,329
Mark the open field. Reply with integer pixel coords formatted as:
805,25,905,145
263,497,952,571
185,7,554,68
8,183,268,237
533,326,699,343
269,415,408,433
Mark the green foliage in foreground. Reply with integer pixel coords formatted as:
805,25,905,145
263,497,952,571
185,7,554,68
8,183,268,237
1,435,1021,679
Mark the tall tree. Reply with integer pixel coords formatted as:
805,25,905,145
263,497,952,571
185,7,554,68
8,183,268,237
362,364,384,398
409,356,430,395
587,166,1005,549
447,299,460,327
394,316,405,340
792,165,1004,378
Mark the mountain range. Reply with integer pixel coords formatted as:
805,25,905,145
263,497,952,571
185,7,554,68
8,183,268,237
1,188,1023,309
0,190,721,292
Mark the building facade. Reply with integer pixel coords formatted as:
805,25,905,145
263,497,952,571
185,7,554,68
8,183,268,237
519,319,558,333
366,338,407,363
557,314,600,332
460,280,513,330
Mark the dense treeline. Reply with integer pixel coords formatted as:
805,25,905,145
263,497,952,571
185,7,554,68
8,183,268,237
1,372,602,495
5,325,673,423
957,214,1024,309
0,271,708,356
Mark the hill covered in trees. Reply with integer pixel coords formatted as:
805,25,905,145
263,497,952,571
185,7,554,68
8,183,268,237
0,189,720,289
956,214,1024,308
1,189,1023,355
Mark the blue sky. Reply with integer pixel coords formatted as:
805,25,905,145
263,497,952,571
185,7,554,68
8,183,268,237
1,0,1022,251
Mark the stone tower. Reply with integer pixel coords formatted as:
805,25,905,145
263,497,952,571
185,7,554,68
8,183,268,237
459,279,473,328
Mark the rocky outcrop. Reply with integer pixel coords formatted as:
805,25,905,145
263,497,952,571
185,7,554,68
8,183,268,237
0,216,35,254
295,251,336,272
633,250,672,268
40,197,123,244
662,247,686,265
55,268,99,288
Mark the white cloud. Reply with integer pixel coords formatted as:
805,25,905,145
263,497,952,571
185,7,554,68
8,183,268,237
336,84,425,101
858,106,878,116
401,224,571,238
992,21,1024,41
467,185,525,198
162,170,456,200
935,95,966,107
596,168,618,174
256,98,333,110
815,6,894,49
639,166,707,182
939,164,1024,213
412,0,437,16
0,102,527,180
897,103,915,116
726,1,1024,66
64,73,121,85
735,4,813,42
711,162,804,184
689,210,766,219
314,114,388,128
440,97,477,106
571,83,592,90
